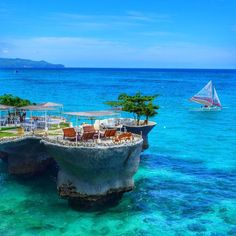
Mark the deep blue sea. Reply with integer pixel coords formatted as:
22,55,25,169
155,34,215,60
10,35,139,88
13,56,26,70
0,68,236,236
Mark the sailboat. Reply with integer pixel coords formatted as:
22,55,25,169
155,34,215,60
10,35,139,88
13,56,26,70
190,80,222,110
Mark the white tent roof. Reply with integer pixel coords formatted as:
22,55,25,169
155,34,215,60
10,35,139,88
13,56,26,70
39,102,63,107
64,110,117,117
19,105,54,111
0,104,14,110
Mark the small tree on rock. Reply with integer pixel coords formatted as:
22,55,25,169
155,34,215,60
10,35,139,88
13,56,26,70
105,92,159,125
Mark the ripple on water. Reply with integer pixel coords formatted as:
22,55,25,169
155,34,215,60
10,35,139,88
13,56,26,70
129,154,236,235
0,68,236,235
0,152,236,236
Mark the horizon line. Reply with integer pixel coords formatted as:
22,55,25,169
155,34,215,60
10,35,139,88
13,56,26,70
1,67,236,70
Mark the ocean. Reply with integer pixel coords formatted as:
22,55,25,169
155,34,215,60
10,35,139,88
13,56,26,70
0,68,236,236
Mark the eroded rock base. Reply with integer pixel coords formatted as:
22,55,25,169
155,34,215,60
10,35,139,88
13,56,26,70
58,182,133,210
8,155,55,176
0,138,55,176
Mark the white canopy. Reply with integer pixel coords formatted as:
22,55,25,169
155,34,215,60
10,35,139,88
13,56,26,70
0,104,14,110
64,110,117,117
39,102,63,107
19,105,54,111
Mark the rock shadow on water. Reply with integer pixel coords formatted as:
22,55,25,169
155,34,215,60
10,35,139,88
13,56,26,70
68,192,124,212
26,222,66,235
10,164,58,191
1,157,130,213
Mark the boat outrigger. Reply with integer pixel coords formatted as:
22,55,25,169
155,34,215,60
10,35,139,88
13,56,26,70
190,80,222,110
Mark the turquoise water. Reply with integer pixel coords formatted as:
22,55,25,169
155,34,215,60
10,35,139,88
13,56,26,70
0,68,236,235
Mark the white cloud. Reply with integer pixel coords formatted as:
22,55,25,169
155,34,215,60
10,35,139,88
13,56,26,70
141,42,236,68
0,42,13,55
139,31,185,37
1,37,235,68
46,11,171,31
126,11,171,22
0,37,133,66
52,11,169,22
2,49,8,54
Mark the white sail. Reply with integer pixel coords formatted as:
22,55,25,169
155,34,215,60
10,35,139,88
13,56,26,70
190,80,213,106
213,87,222,107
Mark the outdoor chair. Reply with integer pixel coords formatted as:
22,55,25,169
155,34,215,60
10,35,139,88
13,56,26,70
0,118,7,126
83,125,98,133
102,129,117,139
113,132,133,143
32,116,39,121
78,131,96,142
22,122,37,131
63,128,76,140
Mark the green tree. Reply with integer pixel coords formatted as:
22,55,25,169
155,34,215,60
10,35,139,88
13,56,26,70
0,94,33,107
142,102,159,125
105,92,159,125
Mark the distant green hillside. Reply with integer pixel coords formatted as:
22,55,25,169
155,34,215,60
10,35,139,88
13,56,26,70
0,58,65,68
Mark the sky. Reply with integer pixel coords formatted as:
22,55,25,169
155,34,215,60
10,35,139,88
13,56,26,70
0,0,236,68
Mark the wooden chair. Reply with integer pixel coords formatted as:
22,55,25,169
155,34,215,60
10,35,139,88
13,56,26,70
79,132,96,141
103,129,117,138
32,116,39,121
63,128,76,140
113,132,133,143
83,125,97,133
109,129,117,137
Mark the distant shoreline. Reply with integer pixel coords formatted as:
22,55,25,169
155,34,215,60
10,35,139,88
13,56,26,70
1,67,235,71
0,58,64,69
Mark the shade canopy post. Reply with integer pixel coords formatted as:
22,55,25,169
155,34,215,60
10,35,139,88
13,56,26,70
64,110,119,132
18,105,54,133
0,110,1,130
30,111,32,132
76,128,78,146
0,105,15,129
45,110,47,131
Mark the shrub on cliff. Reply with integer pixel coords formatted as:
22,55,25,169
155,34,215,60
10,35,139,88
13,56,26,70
105,92,159,125
0,94,34,107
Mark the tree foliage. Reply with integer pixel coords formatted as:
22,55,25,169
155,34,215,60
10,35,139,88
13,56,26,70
105,92,159,125
0,94,33,107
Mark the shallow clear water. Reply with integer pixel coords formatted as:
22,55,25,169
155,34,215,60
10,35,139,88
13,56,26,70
0,68,236,235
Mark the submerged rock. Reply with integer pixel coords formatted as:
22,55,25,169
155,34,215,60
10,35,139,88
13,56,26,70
228,227,236,235
187,223,206,232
